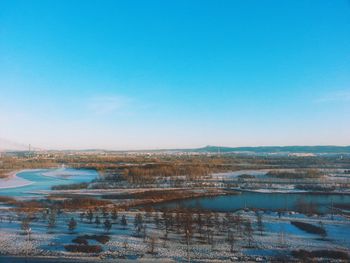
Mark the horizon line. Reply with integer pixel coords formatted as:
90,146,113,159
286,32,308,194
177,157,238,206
2,144,350,153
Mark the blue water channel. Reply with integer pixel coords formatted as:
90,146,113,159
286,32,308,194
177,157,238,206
0,168,98,197
156,191,350,213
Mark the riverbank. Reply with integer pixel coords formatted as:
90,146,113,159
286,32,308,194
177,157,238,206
0,256,174,263
0,209,348,262
235,188,350,195
45,187,239,210
0,170,34,189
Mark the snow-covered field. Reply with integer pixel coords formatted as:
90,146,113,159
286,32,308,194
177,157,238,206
0,170,33,189
0,209,349,262
0,168,349,261
212,169,271,179
212,168,350,194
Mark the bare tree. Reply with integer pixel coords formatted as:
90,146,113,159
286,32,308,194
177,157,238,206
195,212,204,237
111,207,118,222
227,229,236,253
87,209,94,223
182,212,194,262
162,231,168,248
47,209,57,233
134,213,143,237
121,215,128,228
79,212,85,222
154,212,160,228
123,238,129,251
233,215,243,238
104,218,112,233
95,215,101,227
148,235,157,254
143,224,147,241
204,212,213,244
41,209,48,222
256,212,264,236
21,216,32,261
319,221,327,240
278,225,286,248
21,216,30,235
101,207,109,218
244,219,254,247
68,217,77,233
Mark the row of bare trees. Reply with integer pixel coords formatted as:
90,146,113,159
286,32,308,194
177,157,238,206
13,206,268,260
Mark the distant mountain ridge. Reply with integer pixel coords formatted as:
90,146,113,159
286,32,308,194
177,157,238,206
190,145,350,154
1,138,349,154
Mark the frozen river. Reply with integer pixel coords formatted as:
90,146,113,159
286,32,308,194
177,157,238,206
0,168,98,198
156,191,350,213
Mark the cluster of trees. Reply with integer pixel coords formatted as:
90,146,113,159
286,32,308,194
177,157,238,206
79,206,126,233
51,183,89,190
20,207,264,256
141,209,259,257
17,206,117,239
122,164,211,185
2,151,349,179
0,156,57,177
267,169,323,179
3,152,349,193
13,205,335,261
53,198,112,210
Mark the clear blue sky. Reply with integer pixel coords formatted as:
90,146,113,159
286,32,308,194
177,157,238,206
1,0,349,150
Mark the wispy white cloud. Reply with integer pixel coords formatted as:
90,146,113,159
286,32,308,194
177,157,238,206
87,95,131,115
315,90,350,103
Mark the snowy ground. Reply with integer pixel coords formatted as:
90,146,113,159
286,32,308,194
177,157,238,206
213,168,350,181
212,168,350,194
0,170,33,189
0,208,349,262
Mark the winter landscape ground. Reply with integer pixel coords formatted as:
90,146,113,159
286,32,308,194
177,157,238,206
0,151,349,262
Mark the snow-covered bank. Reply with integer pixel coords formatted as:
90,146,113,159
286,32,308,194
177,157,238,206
0,210,348,262
0,170,33,189
235,188,308,194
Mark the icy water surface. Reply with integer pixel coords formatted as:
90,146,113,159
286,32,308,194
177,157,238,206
0,168,98,198
157,191,350,213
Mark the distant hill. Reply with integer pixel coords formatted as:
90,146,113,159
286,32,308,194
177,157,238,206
1,139,349,154
110,145,350,155
190,145,350,154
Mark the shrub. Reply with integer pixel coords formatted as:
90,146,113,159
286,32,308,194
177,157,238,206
291,221,326,236
292,249,349,260
64,244,102,253
267,169,322,179
74,235,110,244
